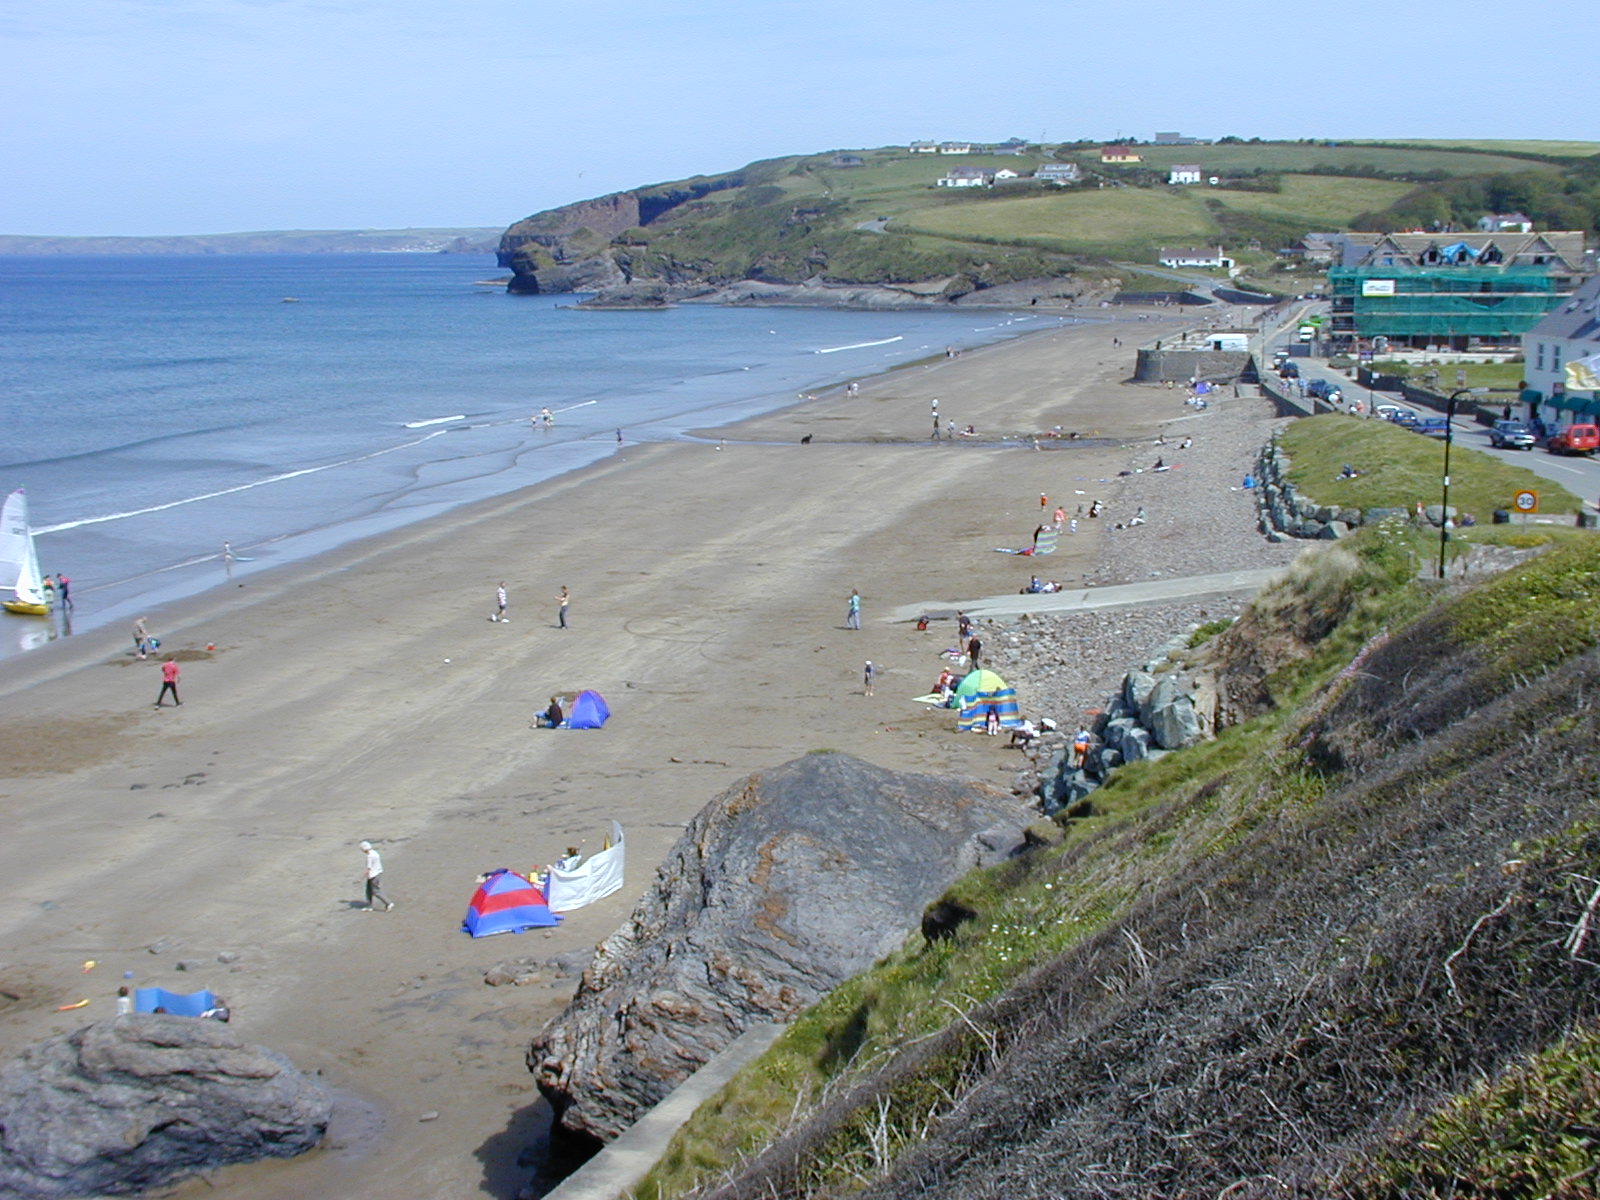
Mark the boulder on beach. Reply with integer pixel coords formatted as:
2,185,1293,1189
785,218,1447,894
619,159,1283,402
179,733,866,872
0,1016,331,1199
529,752,1030,1144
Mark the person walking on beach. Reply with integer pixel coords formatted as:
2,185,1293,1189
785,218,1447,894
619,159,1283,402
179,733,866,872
359,841,394,911
55,573,71,610
134,617,150,659
863,659,875,696
846,589,861,630
557,585,570,628
490,581,508,623
967,634,982,671
154,656,181,707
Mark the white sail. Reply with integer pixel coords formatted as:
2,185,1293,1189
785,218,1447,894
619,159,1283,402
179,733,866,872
1,489,48,607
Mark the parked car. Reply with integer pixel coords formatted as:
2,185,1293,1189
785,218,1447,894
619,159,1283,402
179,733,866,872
1547,423,1600,455
1489,420,1537,450
1417,417,1452,439
1387,409,1420,428
1278,361,1300,379
1374,403,1404,420
1306,379,1343,403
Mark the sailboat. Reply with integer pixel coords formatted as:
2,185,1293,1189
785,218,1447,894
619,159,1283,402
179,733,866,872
1,488,52,616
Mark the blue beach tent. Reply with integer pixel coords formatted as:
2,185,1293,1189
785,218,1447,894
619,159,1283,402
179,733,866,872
462,869,561,937
134,987,219,1016
567,689,611,729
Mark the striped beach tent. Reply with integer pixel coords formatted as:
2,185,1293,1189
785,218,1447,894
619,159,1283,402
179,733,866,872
462,870,561,937
955,669,1022,733
1032,525,1060,556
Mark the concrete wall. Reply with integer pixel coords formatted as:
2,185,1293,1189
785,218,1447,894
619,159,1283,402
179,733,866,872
1134,348,1251,384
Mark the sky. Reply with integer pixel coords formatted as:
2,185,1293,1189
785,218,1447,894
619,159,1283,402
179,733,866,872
2,0,1596,237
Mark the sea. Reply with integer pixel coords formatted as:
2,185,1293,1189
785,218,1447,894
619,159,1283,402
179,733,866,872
0,253,1072,661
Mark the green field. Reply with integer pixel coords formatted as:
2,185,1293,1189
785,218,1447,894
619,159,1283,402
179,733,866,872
898,188,1215,253
1206,174,1416,223
1068,142,1564,177
892,173,1421,256
1345,138,1600,159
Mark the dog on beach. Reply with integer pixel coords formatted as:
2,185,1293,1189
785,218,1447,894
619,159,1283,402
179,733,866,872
800,434,812,444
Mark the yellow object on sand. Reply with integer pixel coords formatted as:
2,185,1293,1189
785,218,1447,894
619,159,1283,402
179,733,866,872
82,960,97,973
57,999,91,1011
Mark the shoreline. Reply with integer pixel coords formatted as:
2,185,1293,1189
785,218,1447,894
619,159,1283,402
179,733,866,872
4,307,1100,669
0,308,1278,1200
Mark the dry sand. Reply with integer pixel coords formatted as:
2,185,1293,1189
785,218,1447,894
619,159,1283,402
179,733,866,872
0,313,1220,1199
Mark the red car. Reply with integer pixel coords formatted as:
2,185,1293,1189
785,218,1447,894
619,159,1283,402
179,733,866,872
1547,423,1600,455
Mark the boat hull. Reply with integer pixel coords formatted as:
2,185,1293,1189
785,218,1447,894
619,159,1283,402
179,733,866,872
2,599,50,616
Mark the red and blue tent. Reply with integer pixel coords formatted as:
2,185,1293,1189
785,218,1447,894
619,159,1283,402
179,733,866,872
462,870,561,937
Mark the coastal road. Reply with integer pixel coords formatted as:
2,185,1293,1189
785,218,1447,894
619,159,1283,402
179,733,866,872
889,566,1285,624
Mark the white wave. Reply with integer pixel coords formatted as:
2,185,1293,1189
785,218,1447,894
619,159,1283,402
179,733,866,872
553,399,598,413
404,414,466,428
35,430,451,535
814,336,903,354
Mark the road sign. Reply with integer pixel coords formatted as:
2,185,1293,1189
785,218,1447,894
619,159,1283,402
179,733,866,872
1513,490,1539,513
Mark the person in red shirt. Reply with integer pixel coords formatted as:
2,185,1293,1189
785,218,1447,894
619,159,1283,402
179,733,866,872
155,657,182,707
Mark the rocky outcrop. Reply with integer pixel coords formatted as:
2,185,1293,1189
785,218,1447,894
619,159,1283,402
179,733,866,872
0,1016,331,1199
1041,631,1216,816
529,753,1029,1144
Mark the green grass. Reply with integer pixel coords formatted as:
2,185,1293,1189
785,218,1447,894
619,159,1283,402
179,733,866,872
1069,142,1564,176
897,188,1217,255
1345,138,1600,159
1277,413,1583,519
1206,174,1417,224
1369,360,1527,392
1341,1018,1600,1198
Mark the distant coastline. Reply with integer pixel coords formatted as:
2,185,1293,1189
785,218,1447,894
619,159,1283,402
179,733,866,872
0,227,503,255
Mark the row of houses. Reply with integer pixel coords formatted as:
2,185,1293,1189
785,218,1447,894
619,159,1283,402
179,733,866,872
936,162,1083,188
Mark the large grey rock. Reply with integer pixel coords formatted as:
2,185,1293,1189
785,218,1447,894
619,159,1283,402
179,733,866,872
1149,693,1205,749
0,1016,330,1199
1123,670,1157,712
529,753,1030,1143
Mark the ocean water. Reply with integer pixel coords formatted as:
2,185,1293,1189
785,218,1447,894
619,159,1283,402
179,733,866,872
0,254,1068,659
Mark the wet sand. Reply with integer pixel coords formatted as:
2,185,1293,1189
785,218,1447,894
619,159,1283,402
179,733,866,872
0,313,1201,1199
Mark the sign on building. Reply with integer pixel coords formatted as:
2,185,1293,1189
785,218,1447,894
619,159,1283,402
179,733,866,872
1361,279,1397,297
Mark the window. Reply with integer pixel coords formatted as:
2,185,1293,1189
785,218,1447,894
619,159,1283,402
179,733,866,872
1537,342,1545,371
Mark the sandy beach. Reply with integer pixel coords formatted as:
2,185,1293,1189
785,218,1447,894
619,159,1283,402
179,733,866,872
0,311,1268,1200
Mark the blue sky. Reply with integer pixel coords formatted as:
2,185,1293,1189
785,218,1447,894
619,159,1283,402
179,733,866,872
2,0,1594,237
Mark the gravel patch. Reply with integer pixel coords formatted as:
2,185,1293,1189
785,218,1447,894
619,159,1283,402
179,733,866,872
985,393,1307,729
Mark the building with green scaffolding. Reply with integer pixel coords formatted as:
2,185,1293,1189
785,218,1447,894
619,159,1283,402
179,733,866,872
1325,231,1585,350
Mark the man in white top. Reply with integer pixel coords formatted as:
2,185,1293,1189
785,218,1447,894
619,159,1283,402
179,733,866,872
491,582,509,623
359,840,394,911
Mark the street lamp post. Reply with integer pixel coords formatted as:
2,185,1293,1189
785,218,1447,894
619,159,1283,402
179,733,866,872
1438,386,1486,580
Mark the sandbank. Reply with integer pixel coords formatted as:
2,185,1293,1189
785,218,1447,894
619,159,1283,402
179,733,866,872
0,312,1217,1199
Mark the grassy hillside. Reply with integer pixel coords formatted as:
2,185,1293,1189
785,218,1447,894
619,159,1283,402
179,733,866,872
627,522,1600,1199
504,139,1600,295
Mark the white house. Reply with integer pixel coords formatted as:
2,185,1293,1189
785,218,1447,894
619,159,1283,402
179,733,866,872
993,167,1020,180
937,167,995,188
1522,273,1600,425
938,141,973,155
1168,164,1202,185
1158,246,1234,269
909,141,939,154
1478,211,1533,233
1034,162,1082,185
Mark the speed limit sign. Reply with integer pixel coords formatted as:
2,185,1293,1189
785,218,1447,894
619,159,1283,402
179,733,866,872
1513,490,1539,513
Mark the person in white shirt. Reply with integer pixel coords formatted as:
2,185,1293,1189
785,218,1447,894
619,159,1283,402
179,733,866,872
359,840,394,911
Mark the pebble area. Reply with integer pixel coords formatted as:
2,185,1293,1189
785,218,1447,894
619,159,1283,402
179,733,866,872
983,392,1308,729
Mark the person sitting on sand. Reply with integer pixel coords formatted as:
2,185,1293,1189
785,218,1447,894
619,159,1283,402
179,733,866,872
1010,718,1039,749
1129,506,1147,526
1339,463,1360,479
536,696,564,728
